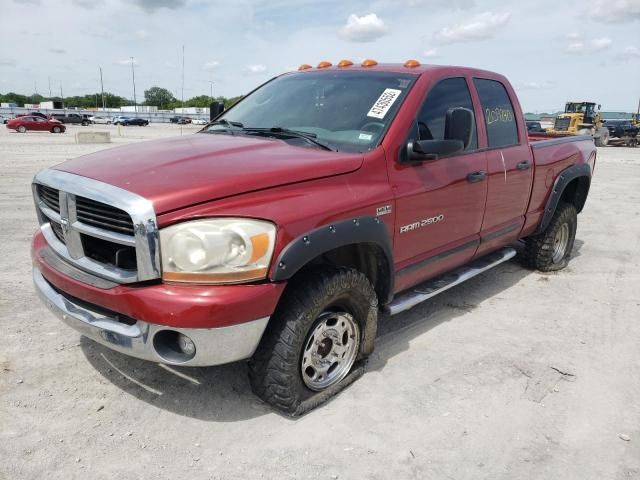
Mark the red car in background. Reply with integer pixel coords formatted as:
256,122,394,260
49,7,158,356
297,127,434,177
7,116,66,133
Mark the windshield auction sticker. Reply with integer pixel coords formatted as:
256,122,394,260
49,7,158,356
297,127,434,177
367,89,402,119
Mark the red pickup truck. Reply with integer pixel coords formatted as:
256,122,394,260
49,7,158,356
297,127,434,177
31,61,596,415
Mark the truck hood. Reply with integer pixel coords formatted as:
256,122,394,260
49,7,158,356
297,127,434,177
54,133,364,214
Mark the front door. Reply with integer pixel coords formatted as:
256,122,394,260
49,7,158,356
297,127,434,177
388,76,488,292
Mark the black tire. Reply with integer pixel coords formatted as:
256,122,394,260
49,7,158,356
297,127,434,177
52,126,61,133
249,266,377,415
523,202,577,272
17,126,27,133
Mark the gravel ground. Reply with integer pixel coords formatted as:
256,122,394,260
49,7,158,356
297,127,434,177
1,124,639,480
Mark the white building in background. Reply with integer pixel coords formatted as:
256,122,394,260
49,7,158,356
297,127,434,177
174,107,210,115
120,105,158,113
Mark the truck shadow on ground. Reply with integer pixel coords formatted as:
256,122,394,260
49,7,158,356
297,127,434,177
81,243,580,422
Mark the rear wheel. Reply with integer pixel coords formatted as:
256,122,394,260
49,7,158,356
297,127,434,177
17,126,26,133
249,267,377,415
52,126,61,133
523,202,577,272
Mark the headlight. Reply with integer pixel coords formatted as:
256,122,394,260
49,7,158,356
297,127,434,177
160,218,276,284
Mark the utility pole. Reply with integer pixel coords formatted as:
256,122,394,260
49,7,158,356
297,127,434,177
209,81,214,101
99,67,105,110
181,45,185,110
60,85,64,110
130,57,137,113
48,77,52,98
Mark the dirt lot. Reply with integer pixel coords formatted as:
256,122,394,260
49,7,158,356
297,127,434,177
1,124,639,480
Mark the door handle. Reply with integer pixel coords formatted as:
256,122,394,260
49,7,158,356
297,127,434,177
516,160,531,170
466,171,487,183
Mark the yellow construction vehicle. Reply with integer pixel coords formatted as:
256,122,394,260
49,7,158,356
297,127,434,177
546,101,609,146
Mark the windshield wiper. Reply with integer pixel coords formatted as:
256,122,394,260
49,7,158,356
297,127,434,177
242,127,334,151
204,119,244,135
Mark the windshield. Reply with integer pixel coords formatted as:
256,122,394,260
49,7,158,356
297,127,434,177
206,71,417,153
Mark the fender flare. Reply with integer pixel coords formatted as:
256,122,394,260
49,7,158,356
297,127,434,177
535,163,591,235
271,216,394,301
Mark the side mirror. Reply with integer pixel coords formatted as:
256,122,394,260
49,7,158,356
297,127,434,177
598,104,601,110
408,139,464,161
405,107,473,163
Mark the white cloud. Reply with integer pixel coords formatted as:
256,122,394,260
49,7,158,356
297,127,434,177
135,29,149,39
433,11,511,45
203,61,220,71
423,48,441,58
622,45,640,58
246,64,267,74
118,58,139,66
339,13,388,43
48,48,67,54
591,37,612,51
587,0,640,23
518,81,554,90
130,0,187,13
566,32,581,39
566,37,613,54
0,58,17,67
566,41,585,54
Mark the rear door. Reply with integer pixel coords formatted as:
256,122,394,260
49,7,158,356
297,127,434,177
389,76,488,292
472,78,533,255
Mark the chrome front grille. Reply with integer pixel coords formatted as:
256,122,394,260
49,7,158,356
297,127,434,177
76,196,135,235
554,117,571,131
33,169,161,284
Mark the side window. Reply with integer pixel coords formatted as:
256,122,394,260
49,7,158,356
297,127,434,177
416,77,478,151
474,78,519,148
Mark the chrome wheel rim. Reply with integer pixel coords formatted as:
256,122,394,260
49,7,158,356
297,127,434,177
552,223,570,263
301,311,360,391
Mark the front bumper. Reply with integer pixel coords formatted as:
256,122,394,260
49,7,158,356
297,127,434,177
33,267,270,366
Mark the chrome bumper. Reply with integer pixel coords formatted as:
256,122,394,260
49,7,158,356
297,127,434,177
33,268,269,367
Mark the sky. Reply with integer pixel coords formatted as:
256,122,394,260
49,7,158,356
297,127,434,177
0,0,639,112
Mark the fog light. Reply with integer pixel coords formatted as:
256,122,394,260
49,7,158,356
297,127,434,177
177,333,196,355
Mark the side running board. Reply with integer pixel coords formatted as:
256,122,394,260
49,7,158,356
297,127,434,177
388,247,517,316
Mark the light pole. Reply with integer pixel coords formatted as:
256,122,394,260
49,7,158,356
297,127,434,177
130,57,137,113
209,81,214,101
99,67,105,110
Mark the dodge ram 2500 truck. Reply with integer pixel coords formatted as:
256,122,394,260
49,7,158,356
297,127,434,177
31,60,596,415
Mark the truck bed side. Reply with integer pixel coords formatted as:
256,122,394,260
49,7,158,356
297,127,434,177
522,135,597,237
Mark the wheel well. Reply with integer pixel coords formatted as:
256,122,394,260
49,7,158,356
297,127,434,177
560,176,590,213
294,243,392,305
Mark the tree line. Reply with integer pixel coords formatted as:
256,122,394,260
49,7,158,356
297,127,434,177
0,87,243,110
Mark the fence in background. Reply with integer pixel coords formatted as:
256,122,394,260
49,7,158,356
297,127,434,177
0,107,209,123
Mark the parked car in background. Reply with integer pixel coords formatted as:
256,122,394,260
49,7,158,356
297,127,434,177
7,116,65,133
191,118,208,125
0,115,8,124
526,120,545,133
51,113,90,126
169,116,181,123
89,116,112,125
121,117,149,126
603,119,639,139
112,116,130,125
177,116,192,124
16,112,48,120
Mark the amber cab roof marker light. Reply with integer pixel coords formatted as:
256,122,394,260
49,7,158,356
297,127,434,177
404,59,421,68
361,59,378,67
337,59,353,67
317,61,332,69
298,64,312,71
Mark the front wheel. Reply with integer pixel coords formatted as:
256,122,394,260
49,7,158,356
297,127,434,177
249,267,377,415
523,202,577,272
52,126,61,133
17,126,27,133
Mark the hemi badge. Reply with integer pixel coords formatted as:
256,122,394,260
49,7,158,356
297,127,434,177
376,205,392,216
